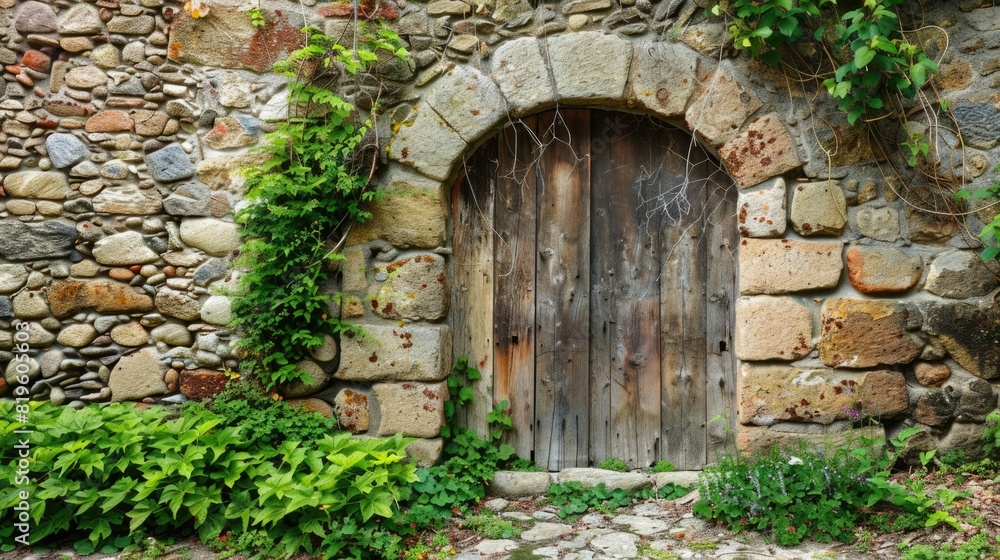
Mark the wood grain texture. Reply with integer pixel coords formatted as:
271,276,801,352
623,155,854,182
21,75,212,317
494,117,538,460
451,136,497,437
534,109,591,470
705,164,739,463
659,130,708,471
592,112,663,468
454,109,737,471
588,114,614,466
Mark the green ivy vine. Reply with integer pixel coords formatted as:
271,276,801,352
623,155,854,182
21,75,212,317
232,25,407,389
711,0,939,126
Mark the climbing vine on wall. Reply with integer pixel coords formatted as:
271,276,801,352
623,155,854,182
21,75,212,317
232,25,407,388
711,0,939,126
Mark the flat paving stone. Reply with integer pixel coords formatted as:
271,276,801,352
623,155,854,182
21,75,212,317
610,514,670,535
473,539,518,555
521,522,575,541
590,532,639,558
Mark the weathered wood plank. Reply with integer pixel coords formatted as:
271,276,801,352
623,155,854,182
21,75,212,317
451,136,497,437
588,112,615,466
592,112,664,468
659,131,708,470
535,109,591,470
494,117,538,460
705,162,739,462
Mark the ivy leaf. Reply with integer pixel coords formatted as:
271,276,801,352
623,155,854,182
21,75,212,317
866,97,883,109
847,107,865,126
777,16,798,38
854,45,876,68
832,80,851,99
909,63,927,89
761,50,782,66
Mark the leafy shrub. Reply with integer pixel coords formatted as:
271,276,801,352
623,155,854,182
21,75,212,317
598,458,629,472
693,432,964,546
650,460,676,473
191,378,338,447
0,401,415,559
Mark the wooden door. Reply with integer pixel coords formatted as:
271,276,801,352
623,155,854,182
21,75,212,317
453,109,737,471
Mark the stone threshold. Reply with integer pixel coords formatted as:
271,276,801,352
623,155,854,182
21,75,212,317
488,468,701,498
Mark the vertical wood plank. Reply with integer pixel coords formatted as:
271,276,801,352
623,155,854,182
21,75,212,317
535,109,591,470
588,112,614,467
705,163,739,462
494,117,538,460
659,130,708,470
451,136,496,437
592,112,663,468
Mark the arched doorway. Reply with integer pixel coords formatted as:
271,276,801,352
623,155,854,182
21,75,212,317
452,109,738,471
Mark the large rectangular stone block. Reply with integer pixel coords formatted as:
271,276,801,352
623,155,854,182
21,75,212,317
628,42,699,120
735,296,812,361
336,323,451,381
738,364,908,426
736,423,884,455
426,65,507,143
546,32,632,103
489,38,556,116
375,381,447,437
819,299,923,368
719,113,801,188
737,177,786,238
738,238,843,295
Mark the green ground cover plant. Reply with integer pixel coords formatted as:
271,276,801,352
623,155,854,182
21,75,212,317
0,400,416,559
190,377,339,447
400,357,518,528
545,482,692,521
598,457,629,472
693,428,966,546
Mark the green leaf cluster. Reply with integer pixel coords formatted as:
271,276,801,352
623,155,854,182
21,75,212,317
0,401,416,559
821,0,938,125
232,24,406,389
190,378,340,448
545,482,691,521
953,164,1000,262
901,532,999,560
713,0,834,66
460,510,525,539
710,0,938,126
597,457,629,472
692,430,965,546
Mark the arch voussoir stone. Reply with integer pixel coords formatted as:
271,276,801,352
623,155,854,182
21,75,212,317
387,102,469,181
425,65,508,144
490,37,556,116
546,31,633,105
627,41,702,121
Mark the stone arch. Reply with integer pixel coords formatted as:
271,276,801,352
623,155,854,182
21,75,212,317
346,30,906,458
381,31,802,190
361,31,811,459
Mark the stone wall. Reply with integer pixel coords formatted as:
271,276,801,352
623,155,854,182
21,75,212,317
2,0,1000,464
